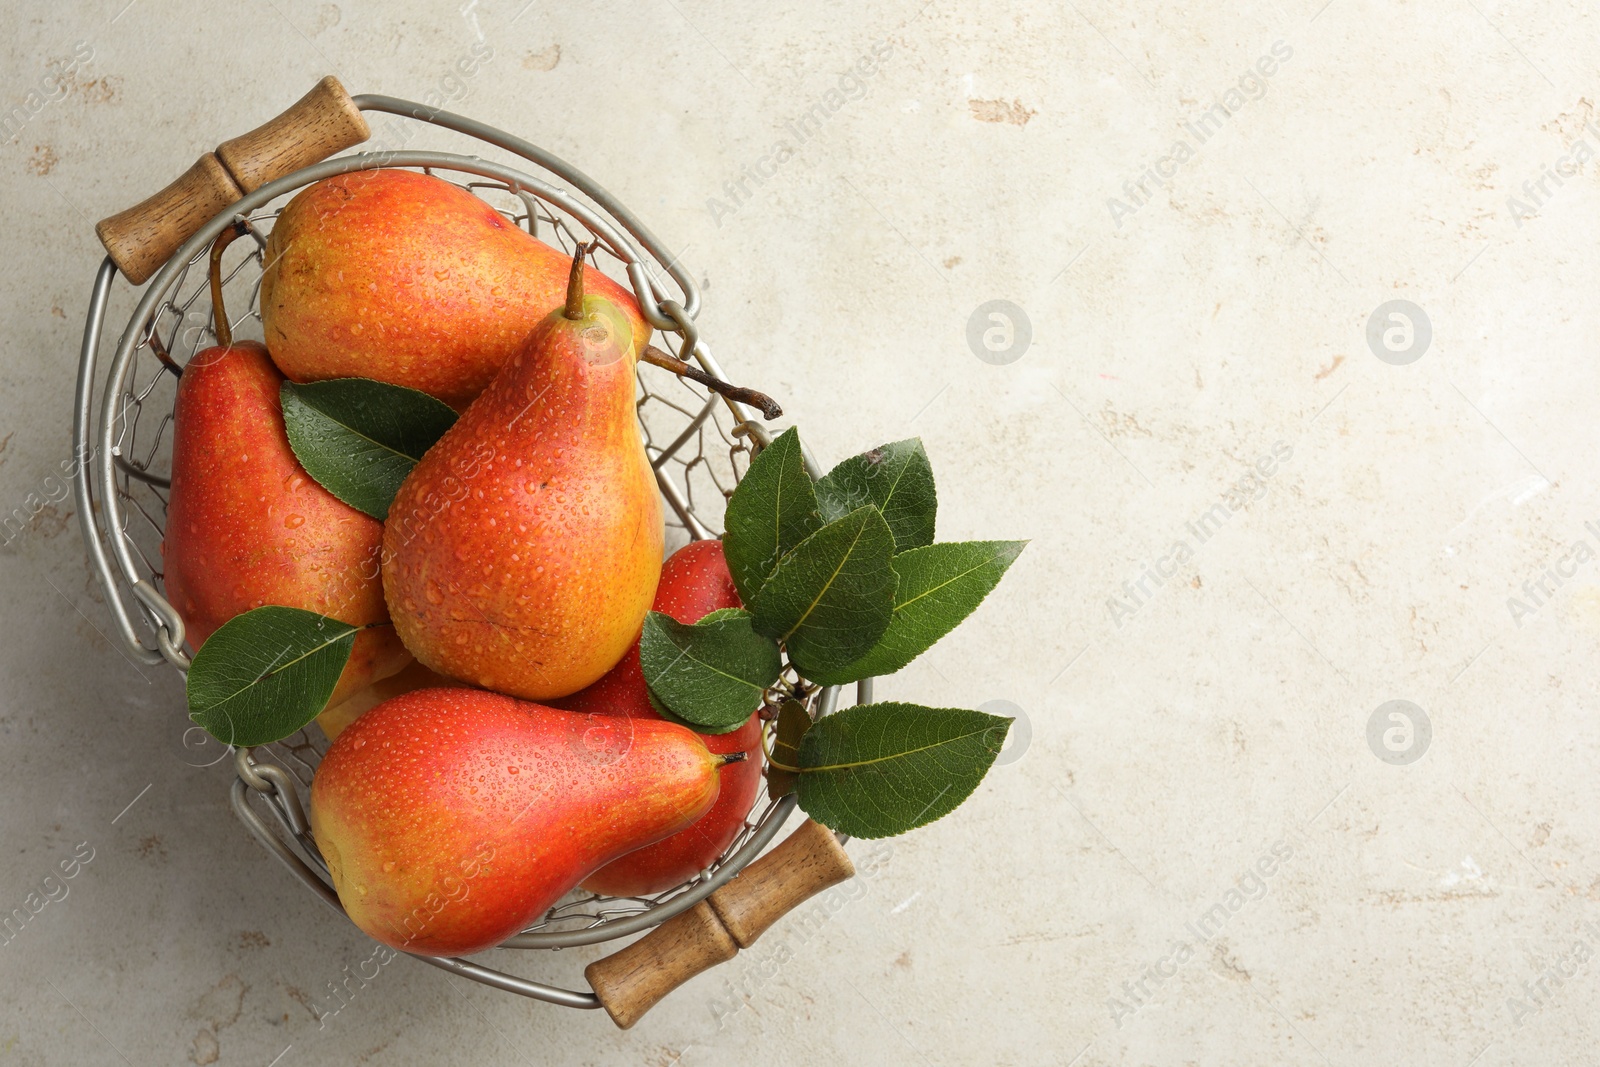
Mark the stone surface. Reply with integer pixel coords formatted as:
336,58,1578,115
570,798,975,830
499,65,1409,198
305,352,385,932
2,1,1599,1064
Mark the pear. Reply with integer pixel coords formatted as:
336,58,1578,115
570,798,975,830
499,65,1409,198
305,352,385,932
260,170,649,408
162,342,409,708
310,687,738,956
314,659,456,743
555,540,763,896
381,251,664,700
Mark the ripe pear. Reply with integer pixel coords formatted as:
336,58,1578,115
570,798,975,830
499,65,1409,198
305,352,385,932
310,688,737,956
555,540,763,896
315,659,456,743
259,170,649,408
381,252,664,700
162,342,409,708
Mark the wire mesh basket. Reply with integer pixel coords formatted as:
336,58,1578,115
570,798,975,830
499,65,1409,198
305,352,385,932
74,79,860,1025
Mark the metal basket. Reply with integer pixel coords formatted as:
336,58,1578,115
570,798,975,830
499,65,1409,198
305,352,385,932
74,85,863,1019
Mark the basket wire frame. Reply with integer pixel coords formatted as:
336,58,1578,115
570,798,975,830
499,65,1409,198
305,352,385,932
74,99,855,1009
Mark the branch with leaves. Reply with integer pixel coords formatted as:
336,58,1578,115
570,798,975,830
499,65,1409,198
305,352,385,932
637,427,1027,838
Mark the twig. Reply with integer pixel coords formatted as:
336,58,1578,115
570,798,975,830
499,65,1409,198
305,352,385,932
641,344,783,420
147,329,181,378
208,220,249,349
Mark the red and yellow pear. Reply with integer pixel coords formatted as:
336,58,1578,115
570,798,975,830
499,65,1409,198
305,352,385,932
309,688,738,956
259,170,649,408
555,539,763,896
162,341,409,708
381,250,663,701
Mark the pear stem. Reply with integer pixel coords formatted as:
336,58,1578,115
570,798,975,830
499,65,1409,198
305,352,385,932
564,240,598,320
207,219,249,349
147,328,181,378
715,750,749,767
641,345,783,421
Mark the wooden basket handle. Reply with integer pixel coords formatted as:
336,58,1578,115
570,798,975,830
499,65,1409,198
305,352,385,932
584,819,854,1029
95,75,369,285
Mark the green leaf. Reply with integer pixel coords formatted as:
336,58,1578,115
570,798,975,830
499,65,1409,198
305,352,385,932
639,608,781,733
766,699,813,799
697,606,747,624
802,541,1027,685
795,702,1012,838
186,606,358,747
280,378,458,521
748,506,897,677
722,427,822,602
814,438,937,552
643,687,752,737
647,694,763,736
